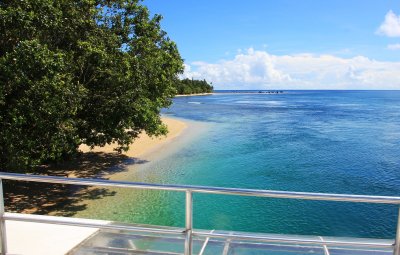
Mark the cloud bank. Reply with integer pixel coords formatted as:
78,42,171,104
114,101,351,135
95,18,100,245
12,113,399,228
182,48,400,90
377,10,400,37
387,43,400,50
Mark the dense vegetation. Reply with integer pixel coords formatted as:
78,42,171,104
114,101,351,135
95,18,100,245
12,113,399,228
174,78,213,95
0,0,183,171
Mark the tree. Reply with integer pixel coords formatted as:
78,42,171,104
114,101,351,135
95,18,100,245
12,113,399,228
174,78,213,95
0,0,183,171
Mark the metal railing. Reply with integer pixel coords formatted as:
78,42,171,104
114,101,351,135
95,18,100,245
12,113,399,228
0,172,399,255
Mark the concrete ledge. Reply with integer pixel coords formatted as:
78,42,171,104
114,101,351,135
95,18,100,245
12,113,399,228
5,215,110,255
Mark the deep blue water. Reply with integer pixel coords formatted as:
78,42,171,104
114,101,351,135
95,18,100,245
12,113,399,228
82,91,400,240
159,91,400,239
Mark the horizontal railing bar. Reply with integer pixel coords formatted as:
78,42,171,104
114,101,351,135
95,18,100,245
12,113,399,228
102,232,186,240
1,172,400,204
192,231,394,248
329,246,392,253
4,213,184,235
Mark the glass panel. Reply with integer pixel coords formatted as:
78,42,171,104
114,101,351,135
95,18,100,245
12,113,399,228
70,228,394,255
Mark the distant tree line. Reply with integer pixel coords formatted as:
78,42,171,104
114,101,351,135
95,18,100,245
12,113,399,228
174,78,213,95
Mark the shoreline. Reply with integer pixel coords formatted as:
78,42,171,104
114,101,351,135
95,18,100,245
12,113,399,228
5,117,190,215
70,117,211,220
78,117,187,161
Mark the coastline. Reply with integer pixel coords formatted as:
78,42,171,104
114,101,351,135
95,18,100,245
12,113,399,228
59,117,211,219
6,115,211,220
5,117,190,215
78,117,187,160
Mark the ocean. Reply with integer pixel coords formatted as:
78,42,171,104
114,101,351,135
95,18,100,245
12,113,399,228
77,90,400,239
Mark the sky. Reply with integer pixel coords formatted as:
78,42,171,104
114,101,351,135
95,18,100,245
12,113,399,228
145,0,400,90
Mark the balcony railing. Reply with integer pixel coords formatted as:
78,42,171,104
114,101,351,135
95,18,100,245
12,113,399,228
0,171,399,255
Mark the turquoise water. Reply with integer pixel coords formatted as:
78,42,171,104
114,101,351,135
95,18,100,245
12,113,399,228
81,91,400,239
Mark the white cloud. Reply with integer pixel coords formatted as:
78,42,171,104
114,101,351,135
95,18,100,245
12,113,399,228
377,10,400,37
387,43,400,50
182,48,400,90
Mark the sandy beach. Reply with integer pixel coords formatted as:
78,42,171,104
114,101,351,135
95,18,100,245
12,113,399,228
5,114,210,220
79,117,187,160
5,117,190,215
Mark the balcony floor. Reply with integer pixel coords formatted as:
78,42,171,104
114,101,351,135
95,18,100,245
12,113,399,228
4,215,394,255
6,218,103,255
71,229,394,255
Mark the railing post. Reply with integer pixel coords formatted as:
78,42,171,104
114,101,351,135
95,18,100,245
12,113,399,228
394,206,400,255
0,179,7,255
184,190,193,255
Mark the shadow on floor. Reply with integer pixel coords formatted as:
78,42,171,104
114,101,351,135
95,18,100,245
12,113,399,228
3,152,148,217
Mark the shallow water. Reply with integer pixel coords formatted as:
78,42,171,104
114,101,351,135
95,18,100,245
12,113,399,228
77,91,400,239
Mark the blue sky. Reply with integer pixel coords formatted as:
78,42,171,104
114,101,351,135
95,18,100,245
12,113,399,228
145,1,400,89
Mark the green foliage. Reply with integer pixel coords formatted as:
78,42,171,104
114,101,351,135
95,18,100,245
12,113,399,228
0,0,183,171
0,40,80,169
174,78,213,95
